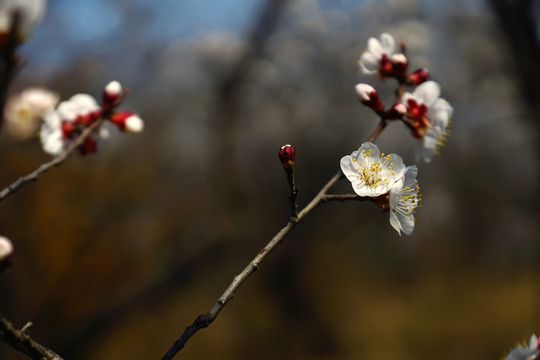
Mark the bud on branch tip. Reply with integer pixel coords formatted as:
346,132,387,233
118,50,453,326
279,144,295,168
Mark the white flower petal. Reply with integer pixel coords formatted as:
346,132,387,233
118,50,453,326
358,142,380,159
56,101,78,121
401,91,415,106
367,37,384,57
396,211,415,235
389,210,401,236
388,166,420,235
413,81,440,107
340,155,358,181
420,132,438,163
387,153,406,180
380,33,395,54
360,52,379,73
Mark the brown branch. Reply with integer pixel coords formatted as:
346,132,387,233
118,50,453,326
161,114,391,359
321,194,372,202
161,170,342,360
367,121,386,142
0,118,104,202
0,314,63,360
284,166,299,218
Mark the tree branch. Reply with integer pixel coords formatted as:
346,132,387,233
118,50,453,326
0,314,63,360
161,110,392,359
161,170,342,360
321,194,371,202
0,118,104,202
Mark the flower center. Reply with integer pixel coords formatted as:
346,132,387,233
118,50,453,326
361,162,383,187
379,54,393,77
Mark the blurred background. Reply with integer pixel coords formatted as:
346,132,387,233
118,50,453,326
1,0,539,359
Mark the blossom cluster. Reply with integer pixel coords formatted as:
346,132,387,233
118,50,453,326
357,33,453,163
338,33,455,235
40,81,144,156
341,142,421,235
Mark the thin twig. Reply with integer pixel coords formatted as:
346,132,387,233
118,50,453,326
0,118,104,202
321,194,371,202
367,120,386,142
162,117,390,359
284,166,299,218
161,171,342,360
0,314,63,360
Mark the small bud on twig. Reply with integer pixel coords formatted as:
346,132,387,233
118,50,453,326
279,144,299,218
385,103,406,120
279,144,296,168
407,68,430,85
110,111,144,133
102,80,123,110
355,83,384,113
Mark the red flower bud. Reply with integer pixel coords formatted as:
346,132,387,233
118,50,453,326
385,103,407,120
408,68,430,85
391,53,408,79
102,81,123,110
355,83,384,112
279,144,296,168
379,54,393,77
109,111,144,133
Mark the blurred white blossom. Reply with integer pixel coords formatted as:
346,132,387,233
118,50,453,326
40,94,102,156
0,0,46,36
401,80,453,162
4,87,58,140
359,33,397,75
505,334,539,360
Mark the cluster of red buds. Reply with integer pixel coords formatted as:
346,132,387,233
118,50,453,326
40,81,144,156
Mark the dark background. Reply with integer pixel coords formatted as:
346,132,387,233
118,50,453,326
1,0,539,359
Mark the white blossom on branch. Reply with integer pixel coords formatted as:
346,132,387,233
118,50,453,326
340,142,406,198
401,80,453,162
0,0,46,37
3,87,58,140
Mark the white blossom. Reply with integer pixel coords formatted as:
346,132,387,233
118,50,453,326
389,165,421,236
401,81,453,162
359,33,396,74
0,0,46,36
4,87,58,140
340,142,406,197
40,94,102,156
506,334,539,360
